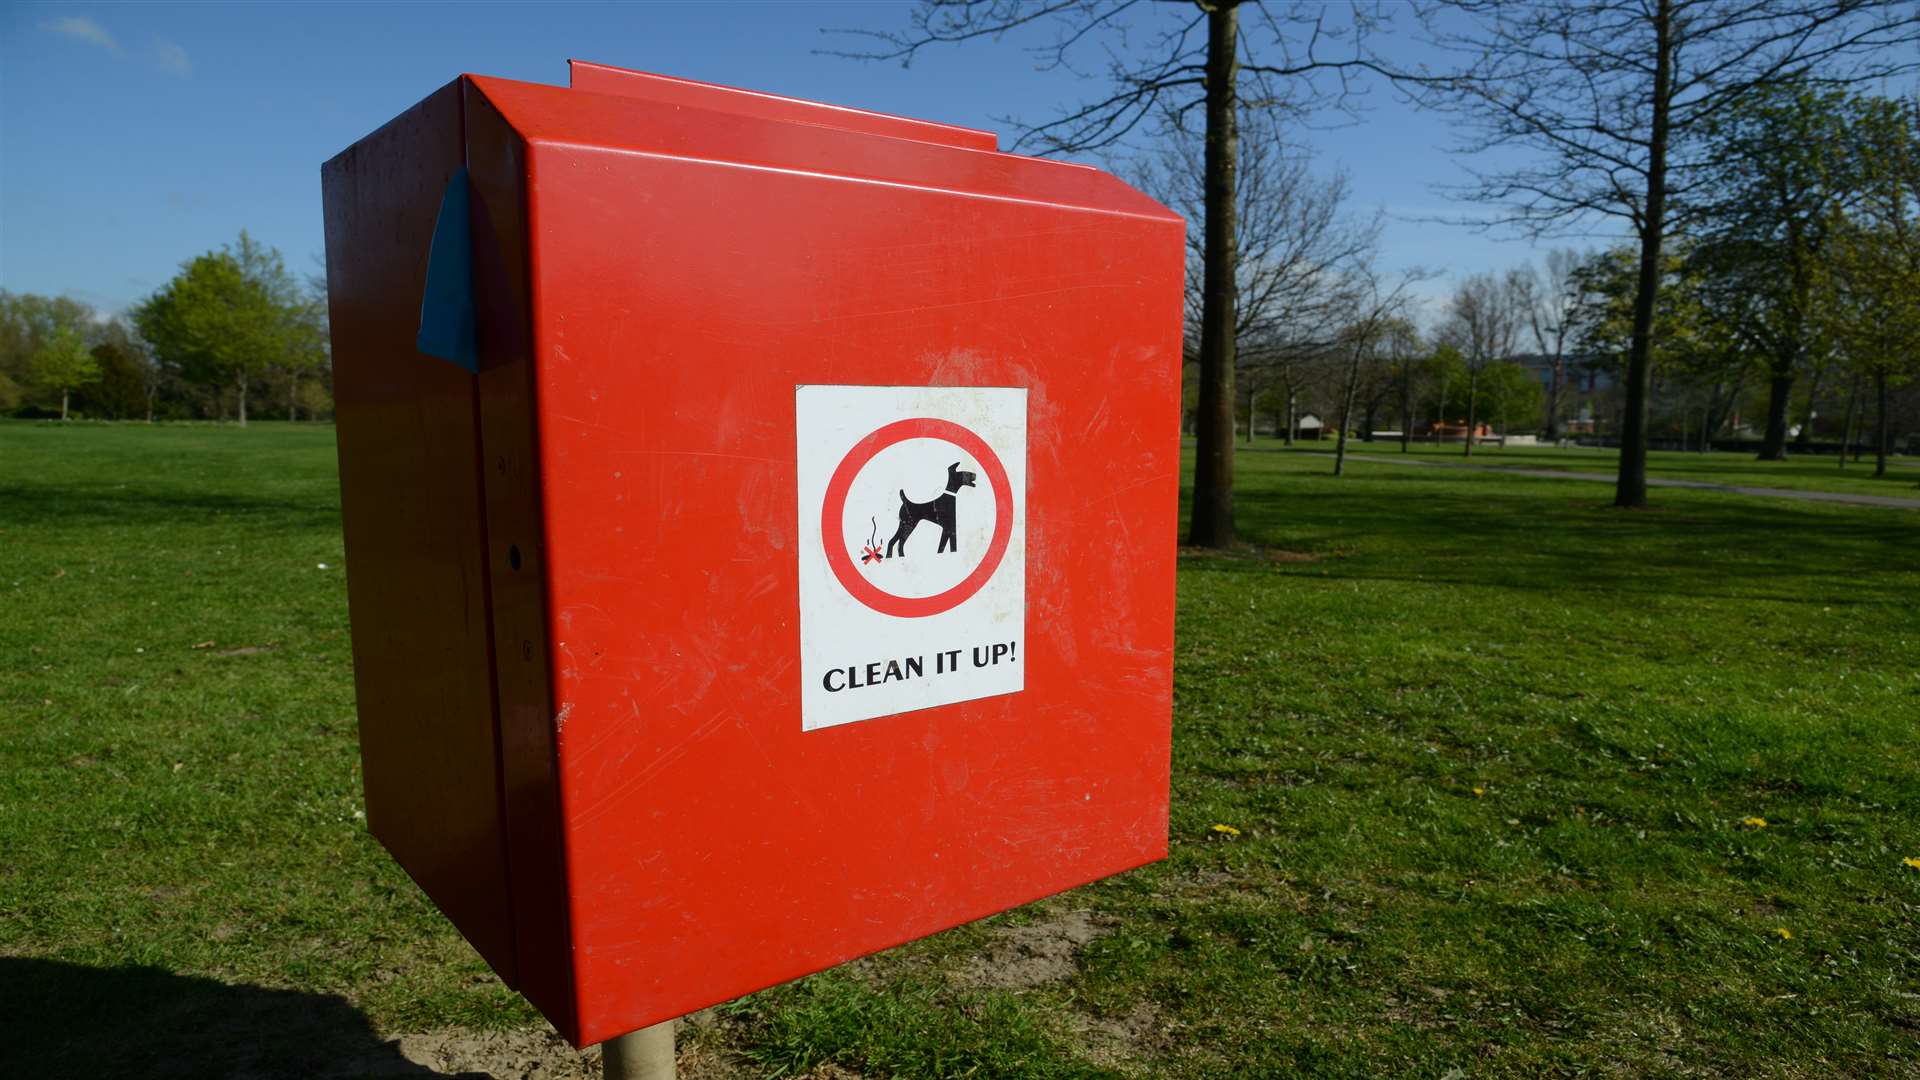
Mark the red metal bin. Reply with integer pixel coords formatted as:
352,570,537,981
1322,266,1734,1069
321,61,1184,1047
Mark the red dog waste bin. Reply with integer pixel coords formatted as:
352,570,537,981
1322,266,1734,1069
321,60,1184,1047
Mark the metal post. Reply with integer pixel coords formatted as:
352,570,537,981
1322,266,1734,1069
602,1020,675,1080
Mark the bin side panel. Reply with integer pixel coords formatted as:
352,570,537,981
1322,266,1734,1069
526,144,1182,1044
567,60,998,152
320,80,517,983
463,83,580,1041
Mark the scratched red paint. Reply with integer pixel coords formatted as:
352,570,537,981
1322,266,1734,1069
322,61,1184,1048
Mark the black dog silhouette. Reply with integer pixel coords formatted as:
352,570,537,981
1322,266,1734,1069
885,462,977,558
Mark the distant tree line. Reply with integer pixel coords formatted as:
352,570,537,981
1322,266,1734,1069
1160,80,1918,482
0,232,329,425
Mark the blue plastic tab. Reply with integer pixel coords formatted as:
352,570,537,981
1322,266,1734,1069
416,166,478,372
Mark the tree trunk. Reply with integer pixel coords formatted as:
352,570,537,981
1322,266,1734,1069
1615,0,1671,508
1792,366,1824,448
1334,348,1361,477
60,388,70,421
1874,368,1889,478
1283,383,1295,447
1757,366,1793,460
237,371,249,428
1463,364,1479,458
1544,354,1563,442
1244,373,1255,445
289,372,299,422
1400,363,1412,453
1838,374,1860,470
1187,1,1240,548
1706,367,1745,450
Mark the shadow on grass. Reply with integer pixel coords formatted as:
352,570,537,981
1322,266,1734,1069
0,484,340,531
0,958,477,1080
1187,475,1915,607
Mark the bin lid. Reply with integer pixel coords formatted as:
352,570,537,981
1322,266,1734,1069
569,60,1000,153
465,70,1181,226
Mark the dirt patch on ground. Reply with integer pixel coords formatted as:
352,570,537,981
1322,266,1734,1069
1070,1000,1169,1072
389,1027,592,1078
388,1017,781,1080
952,908,1113,992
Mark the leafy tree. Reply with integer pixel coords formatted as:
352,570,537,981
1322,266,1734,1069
1405,0,1920,505
1688,85,1905,459
77,320,158,421
295,378,335,421
0,291,95,414
1471,361,1547,438
135,232,324,427
1574,244,1751,445
1820,96,1920,477
31,327,98,420
838,1,1388,546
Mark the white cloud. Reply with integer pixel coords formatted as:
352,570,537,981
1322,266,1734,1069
153,37,191,76
41,15,121,52
38,17,191,78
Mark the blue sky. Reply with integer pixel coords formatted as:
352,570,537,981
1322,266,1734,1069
1,1,1587,322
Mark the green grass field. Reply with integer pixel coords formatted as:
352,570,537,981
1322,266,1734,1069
3,421,1917,1078
1267,436,1920,500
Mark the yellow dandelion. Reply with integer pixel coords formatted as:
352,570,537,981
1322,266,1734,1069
1902,856,1920,870
1772,927,1792,940
1210,823,1241,837
1741,817,1768,829
1471,787,1485,798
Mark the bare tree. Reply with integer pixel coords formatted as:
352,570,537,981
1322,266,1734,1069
1136,105,1382,449
1510,248,1582,441
1401,0,1920,505
833,1,1386,547
1438,271,1524,457
1333,283,1425,476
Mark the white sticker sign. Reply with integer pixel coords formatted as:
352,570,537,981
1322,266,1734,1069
796,385,1027,731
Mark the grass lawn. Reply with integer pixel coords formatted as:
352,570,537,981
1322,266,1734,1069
3,421,1917,1078
1270,436,1920,499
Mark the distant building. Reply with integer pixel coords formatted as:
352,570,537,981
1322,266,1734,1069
1511,353,1616,436
1419,420,1494,442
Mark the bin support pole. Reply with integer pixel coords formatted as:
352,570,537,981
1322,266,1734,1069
601,1019,674,1080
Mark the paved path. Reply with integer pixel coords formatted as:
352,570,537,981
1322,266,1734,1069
1341,454,1920,510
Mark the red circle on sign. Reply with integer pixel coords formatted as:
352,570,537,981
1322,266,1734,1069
822,417,1014,618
